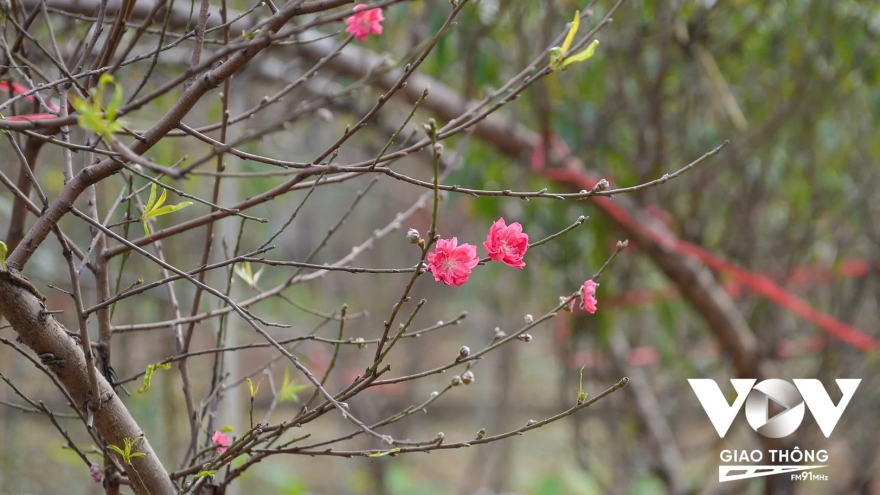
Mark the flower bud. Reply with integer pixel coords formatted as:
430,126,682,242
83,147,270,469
90,464,102,483
461,370,475,385
524,314,533,324
353,337,366,349
381,435,394,445
493,327,506,340
560,296,573,311
406,228,421,244
451,376,462,386
457,346,470,360
518,333,532,342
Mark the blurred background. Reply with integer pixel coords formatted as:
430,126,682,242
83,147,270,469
0,0,879,494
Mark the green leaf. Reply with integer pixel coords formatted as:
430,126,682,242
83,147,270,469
107,444,125,457
551,10,584,71
106,76,124,122
138,362,172,394
0,240,7,272
144,183,159,215
196,470,218,480
71,97,104,135
70,75,127,139
98,74,113,91
148,188,168,217
235,262,264,288
247,377,263,398
561,39,599,69
366,448,400,457
278,369,310,403
244,29,261,41
109,436,145,465
140,184,192,236
147,201,193,218
549,11,599,72
220,425,234,433
561,10,580,54
577,365,588,404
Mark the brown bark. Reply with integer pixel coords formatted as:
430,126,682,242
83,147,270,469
5,138,44,251
0,275,176,495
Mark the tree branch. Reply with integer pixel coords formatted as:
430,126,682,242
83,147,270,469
0,276,176,495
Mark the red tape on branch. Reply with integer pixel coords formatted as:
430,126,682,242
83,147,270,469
532,134,876,352
0,80,61,120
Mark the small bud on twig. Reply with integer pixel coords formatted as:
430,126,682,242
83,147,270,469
457,346,470,361
461,370,475,385
591,179,609,193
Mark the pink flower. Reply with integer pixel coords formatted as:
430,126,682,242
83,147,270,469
345,4,384,41
426,237,479,286
212,431,231,453
581,280,598,314
483,218,529,268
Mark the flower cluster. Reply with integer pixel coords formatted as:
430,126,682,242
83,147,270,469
345,4,384,41
426,217,528,287
424,217,599,313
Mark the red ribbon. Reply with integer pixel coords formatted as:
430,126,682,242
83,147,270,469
532,134,876,352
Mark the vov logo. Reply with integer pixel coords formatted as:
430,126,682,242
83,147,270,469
688,379,861,438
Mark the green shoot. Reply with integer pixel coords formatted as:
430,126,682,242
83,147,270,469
140,183,193,236
549,11,600,71
138,362,172,394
